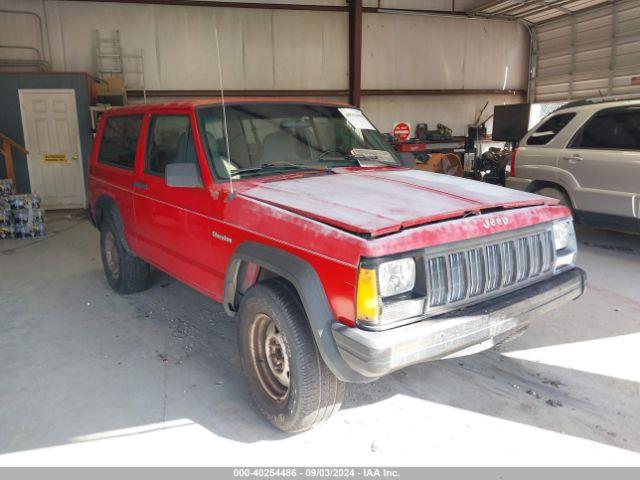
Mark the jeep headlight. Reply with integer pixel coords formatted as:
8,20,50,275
378,258,416,297
357,257,422,328
553,220,572,250
553,219,577,269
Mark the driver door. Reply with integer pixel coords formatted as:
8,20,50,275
133,111,216,296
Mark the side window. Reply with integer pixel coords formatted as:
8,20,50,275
98,115,143,169
571,108,640,150
146,115,198,176
526,113,576,146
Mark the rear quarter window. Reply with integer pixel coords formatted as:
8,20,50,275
570,106,640,150
98,115,144,169
526,112,576,146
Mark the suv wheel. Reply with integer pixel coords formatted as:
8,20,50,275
100,217,150,294
237,279,345,432
534,186,573,211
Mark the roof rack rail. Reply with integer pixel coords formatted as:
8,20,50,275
557,93,640,110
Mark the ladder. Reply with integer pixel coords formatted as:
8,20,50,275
95,30,147,103
95,29,123,77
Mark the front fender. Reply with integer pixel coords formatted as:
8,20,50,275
223,242,371,383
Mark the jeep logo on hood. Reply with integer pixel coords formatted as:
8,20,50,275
483,216,509,229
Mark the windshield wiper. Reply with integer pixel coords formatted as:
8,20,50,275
318,151,400,167
232,161,329,176
318,149,352,162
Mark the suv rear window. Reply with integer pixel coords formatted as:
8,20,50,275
526,113,575,146
571,107,640,150
98,115,143,169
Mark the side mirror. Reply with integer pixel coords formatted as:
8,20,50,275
165,163,202,188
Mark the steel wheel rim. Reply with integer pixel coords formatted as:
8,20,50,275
249,313,290,402
104,231,120,280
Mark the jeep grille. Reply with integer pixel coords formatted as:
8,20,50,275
424,228,556,314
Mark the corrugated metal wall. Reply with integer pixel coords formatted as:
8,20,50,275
534,0,640,102
0,0,527,135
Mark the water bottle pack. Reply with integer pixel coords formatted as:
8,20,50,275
0,225,13,239
7,194,42,210
0,180,46,239
13,223,46,239
0,201,11,226
0,179,15,196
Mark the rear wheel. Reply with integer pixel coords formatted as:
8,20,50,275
100,216,150,294
237,279,345,433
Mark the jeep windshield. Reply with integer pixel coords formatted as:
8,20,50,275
197,103,401,179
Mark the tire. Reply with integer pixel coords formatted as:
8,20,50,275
237,279,345,433
533,186,573,212
100,216,150,294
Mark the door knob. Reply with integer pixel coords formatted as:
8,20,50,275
72,154,79,160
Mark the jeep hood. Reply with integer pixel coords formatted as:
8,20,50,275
240,169,550,237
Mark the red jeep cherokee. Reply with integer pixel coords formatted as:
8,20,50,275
88,99,586,432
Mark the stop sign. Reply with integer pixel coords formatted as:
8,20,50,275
392,122,411,141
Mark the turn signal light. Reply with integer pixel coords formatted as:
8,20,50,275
356,267,380,324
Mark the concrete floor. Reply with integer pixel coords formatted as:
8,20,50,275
0,211,639,466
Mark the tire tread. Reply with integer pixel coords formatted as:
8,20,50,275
238,279,344,432
100,216,150,294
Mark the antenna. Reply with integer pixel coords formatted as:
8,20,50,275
214,27,234,199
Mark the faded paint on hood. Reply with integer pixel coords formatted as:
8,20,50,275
239,169,552,237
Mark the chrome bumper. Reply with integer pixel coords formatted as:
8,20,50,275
332,267,586,380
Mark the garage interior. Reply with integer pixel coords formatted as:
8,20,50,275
1,0,639,466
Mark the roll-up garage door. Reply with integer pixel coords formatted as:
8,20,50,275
534,0,640,102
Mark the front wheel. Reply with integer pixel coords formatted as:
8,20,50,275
237,279,345,432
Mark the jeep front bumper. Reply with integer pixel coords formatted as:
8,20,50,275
332,267,586,379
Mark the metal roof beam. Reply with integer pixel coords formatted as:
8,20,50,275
468,0,510,14
537,0,616,25
490,0,575,17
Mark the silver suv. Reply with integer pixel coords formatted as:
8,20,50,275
507,97,640,234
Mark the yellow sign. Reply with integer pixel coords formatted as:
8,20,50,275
44,153,67,163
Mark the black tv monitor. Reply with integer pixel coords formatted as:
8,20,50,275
492,103,531,141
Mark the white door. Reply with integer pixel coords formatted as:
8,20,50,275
18,89,86,209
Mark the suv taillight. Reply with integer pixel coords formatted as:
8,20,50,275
510,147,518,177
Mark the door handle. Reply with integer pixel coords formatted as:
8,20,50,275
562,155,583,163
133,181,148,190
